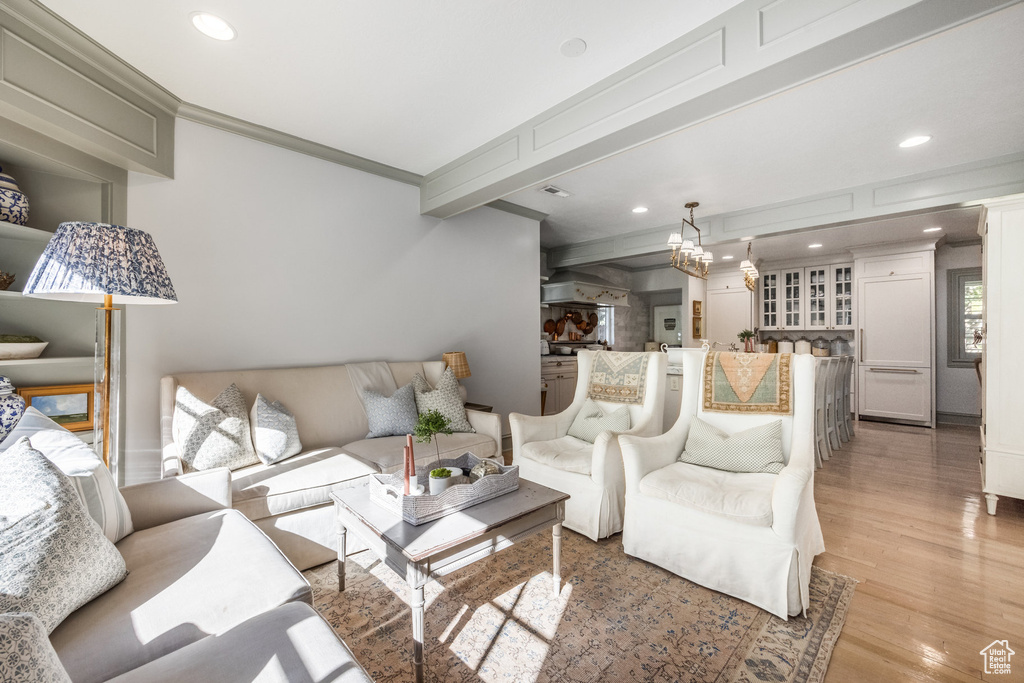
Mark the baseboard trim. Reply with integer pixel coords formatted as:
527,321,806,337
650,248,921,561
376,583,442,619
936,411,982,426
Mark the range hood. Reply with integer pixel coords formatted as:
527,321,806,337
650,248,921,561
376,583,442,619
541,270,630,308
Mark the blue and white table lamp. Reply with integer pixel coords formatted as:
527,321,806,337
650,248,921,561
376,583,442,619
23,222,177,472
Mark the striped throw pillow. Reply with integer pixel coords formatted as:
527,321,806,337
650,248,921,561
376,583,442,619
567,398,630,443
0,407,133,542
679,416,784,474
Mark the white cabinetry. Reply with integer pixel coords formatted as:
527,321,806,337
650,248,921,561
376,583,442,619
541,359,577,416
706,270,753,344
760,263,852,332
761,267,804,330
854,249,935,426
979,199,1024,515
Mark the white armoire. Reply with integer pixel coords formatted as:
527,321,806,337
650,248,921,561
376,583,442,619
979,198,1024,515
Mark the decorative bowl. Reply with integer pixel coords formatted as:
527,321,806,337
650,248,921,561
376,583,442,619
0,187,29,225
0,342,48,360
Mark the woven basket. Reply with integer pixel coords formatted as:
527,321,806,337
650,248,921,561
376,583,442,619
368,452,518,525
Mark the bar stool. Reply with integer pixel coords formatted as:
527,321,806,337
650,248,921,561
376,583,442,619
835,356,852,443
842,356,855,439
824,357,842,451
814,357,834,466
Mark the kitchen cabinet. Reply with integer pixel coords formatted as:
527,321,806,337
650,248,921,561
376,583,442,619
855,250,934,426
979,198,1024,515
541,359,577,416
761,263,852,331
705,270,753,344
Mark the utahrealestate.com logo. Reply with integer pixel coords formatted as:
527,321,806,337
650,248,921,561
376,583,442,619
980,640,1015,675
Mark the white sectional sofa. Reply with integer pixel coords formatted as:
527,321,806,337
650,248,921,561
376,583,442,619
51,468,372,683
160,360,502,569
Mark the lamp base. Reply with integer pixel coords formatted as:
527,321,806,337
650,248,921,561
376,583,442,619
94,304,121,479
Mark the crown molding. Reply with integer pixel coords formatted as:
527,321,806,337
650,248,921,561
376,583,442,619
1,0,179,114
483,200,547,222
177,102,422,187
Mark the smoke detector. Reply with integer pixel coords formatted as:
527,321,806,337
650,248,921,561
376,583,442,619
539,185,572,198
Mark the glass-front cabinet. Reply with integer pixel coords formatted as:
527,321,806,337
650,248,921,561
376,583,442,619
761,272,779,329
807,266,828,328
832,264,854,329
759,262,854,331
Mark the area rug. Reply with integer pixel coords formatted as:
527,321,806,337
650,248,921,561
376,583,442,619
306,531,854,683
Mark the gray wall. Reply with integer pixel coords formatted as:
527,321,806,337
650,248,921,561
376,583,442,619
935,242,983,421
124,119,540,482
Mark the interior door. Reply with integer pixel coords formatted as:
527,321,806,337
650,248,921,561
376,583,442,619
858,274,931,366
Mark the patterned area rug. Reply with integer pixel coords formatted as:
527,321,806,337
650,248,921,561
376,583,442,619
306,531,854,683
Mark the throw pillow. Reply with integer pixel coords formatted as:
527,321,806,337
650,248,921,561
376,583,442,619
0,613,72,683
249,394,302,465
411,368,475,433
0,407,133,542
173,383,259,472
0,438,128,633
363,383,419,438
567,398,631,443
679,416,785,474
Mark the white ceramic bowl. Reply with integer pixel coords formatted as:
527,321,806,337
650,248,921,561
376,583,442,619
0,342,48,360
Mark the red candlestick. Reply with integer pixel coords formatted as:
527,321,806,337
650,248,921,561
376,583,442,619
403,446,411,495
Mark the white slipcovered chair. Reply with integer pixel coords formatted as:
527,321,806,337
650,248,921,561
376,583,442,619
510,350,667,541
619,348,824,619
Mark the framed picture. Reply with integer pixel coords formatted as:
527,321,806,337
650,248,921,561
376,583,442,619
692,316,704,339
18,384,94,432
693,300,703,316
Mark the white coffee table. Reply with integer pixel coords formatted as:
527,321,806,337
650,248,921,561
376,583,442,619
330,480,568,683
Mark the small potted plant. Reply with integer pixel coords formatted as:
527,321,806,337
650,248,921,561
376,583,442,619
429,467,452,495
414,409,454,466
738,329,756,353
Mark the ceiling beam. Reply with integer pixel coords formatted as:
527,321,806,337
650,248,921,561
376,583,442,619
546,152,1024,269
420,0,1019,219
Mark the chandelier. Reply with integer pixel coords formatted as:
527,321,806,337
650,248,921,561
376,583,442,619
667,201,712,279
740,242,759,291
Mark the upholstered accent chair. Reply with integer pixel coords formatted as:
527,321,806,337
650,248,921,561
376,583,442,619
618,348,824,619
510,350,667,541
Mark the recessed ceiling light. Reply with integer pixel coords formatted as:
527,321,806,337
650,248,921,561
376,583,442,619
560,38,587,58
923,227,943,233
191,12,236,41
808,243,823,249
632,206,648,214
740,236,755,241
721,255,735,260
899,135,931,148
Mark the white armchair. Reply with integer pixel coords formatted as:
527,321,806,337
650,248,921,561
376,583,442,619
619,349,824,619
510,350,667,541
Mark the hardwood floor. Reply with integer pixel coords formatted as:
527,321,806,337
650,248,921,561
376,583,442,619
815,420,1024,682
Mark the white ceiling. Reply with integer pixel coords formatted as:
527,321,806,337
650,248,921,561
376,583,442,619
607,206,984,271
506,3,1024,247
39,0,742,174
36,0,1024,260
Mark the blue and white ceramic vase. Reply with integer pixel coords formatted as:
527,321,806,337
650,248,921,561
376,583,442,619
0,166,30,226
0,376,25,442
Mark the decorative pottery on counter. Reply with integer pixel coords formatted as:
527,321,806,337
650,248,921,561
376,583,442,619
0,271,14,291
0,334,48,360
0,166,29,226
0,375,25,441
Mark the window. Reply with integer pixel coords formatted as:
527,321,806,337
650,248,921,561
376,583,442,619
596,307,615,346
948,267,983,368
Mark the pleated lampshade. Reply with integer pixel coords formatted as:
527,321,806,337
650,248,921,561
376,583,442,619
442,351,471,379
23,222,177,304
